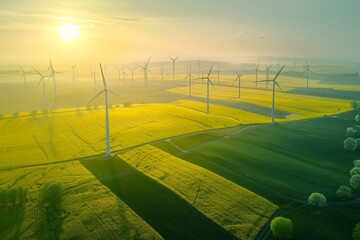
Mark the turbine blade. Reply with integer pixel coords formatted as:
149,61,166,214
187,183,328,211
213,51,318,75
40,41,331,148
107,90,123,99
145,57,151,67
18,65,24,73
99,63,107,89
207,65,213,77
32,67,43,77
88,90,105,104
273,65,285,81
208,78,216,89
175,56,179,61
274,81,284,92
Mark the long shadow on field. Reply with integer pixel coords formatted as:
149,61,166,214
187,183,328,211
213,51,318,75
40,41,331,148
81,156,236,240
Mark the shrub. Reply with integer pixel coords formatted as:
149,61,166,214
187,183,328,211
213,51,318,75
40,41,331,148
350,175,360,189
42,182,63,206
353,223,360,240
17,186,28,205
7,187,17,206
356,114,360,123
344,137,358,152
336,186,352,199
270,217,293,240
123,102,132,107
0,189,8,206
354,160,360,167
351,167,360,176
351,101,359,110
308,192,326,207
347,127,355,138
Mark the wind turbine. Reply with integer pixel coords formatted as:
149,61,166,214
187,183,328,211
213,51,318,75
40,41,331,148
120,65,127,88
72,63,78,84
303,61,312,88
197,57,201,78
87,64,121,158
137,57,151,89
233,70,243,98
264,64,272,90
259,65,285,126
255,64,260,87
32,67,49,98
169,56,179,85
48,58,61,97
127,66,137,85
183,64,193,96
89,66,97,90
193,65,215,115
19,65,27,92
217,63,221,85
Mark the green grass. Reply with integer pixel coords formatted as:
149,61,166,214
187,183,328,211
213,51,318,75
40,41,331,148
0,161,163,240
154,111,359,239
119,145,278,240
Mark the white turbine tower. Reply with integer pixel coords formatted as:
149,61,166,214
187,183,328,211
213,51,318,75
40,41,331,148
89,66,97,90
303,61,312,88
169,56,179,85
48,58,61,97
233,70,243,98
255,64,260,87
194,65,215,115
217,63,221,85
127,66,137,85
259,65,285,126
183,64,193,97
87,64,121,158
32,67,49,98
72,63,78,84
19,65,27,92
137,57,151,89
264,64,272,90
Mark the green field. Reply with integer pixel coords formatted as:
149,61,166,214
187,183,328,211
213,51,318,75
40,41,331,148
153,111,360,239
119,145,278,239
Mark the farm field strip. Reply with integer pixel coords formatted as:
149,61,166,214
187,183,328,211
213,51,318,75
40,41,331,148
0,103,248,169
170,84,351,118
119,145,278,240
0,161,163,240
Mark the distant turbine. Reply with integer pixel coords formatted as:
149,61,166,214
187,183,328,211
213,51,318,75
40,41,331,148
127,66,137,85
120,65,127,88
233,70,243,98
183,64,193,96
255,64,260,87
259,65,285,126
197,57,201,78
19,65,27,91
72,63,78,84
89,66,97,90
217,63,221,85
137,57,151,89
32,67,49,98
303,61,312,88
264,64,272,90
48,58,61,97
160,63,164,82
87,64,121,158
194,65,215,115
169,56,179,85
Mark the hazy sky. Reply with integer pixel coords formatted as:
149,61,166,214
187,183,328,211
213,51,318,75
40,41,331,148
1,0,359,64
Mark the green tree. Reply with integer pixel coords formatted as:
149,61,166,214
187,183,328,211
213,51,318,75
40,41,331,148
270,217,293,240
351,101,359,110
7,187,17,206
42,182,63,207
344,137,358,152
350,175,360,189
353,223,360,240
351,167,360,176
308,192,326,207
354,160,360,167
17,186,28,205
0,189,7,206
336,186,352,199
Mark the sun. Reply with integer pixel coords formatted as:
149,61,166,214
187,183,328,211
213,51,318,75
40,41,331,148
57,23,81,42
